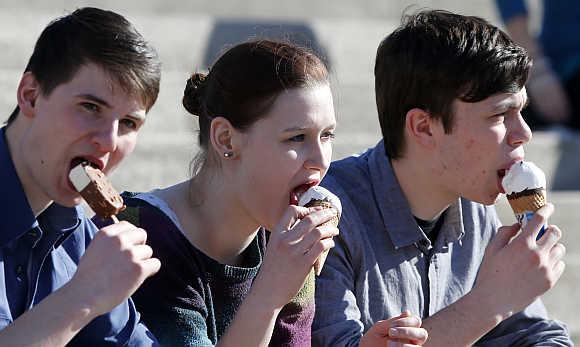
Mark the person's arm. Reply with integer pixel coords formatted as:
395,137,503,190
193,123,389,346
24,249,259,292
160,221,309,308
476,299,571,346
217,205,338,347
0,221,161,346
312,213,426,347
495,0,571,123
421,204,567,346
270,269,316,346
0,282,98,347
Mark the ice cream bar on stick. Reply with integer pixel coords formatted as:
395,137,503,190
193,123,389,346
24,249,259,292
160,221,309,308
502,161,547,240
298,186,342,276
69,162,125,222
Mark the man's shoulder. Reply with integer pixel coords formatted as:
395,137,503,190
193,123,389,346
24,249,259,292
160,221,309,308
322,152,372,196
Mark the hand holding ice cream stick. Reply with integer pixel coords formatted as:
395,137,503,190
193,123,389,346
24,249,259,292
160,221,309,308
66,162,160,316
298,186,341,275
502,161,547,240
69,162,126,222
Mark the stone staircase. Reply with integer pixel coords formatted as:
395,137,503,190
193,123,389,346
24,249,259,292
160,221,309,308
1,0,578,342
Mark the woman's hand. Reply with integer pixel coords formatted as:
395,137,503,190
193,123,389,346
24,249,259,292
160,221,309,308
360,311,428,347
252,205,339,310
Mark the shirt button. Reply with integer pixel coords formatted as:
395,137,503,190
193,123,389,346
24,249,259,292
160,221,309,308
15,265,24,281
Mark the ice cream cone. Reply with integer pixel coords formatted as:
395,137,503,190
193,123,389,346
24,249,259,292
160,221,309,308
506,188,546,215
502,161,548,234
303,199,340,275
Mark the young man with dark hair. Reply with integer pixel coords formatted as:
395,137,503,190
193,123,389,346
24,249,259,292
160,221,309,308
313,10,571,346
0,7,162,345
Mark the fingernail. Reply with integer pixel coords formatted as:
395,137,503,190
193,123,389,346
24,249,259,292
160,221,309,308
389,328,398,337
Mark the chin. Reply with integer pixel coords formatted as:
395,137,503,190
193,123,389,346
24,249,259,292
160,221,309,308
55,191,83,208
479,192,502,206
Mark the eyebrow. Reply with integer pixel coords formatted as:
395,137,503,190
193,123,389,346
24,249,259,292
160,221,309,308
76,93,112,108
76,93,146,121
491,96,530,113
282,126,308,132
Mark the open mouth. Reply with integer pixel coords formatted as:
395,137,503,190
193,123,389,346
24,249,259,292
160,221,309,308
289,182,318,205
70,157,101,171
68,157,102,192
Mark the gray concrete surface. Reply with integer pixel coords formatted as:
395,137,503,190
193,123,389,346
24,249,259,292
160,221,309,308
1,0,578,343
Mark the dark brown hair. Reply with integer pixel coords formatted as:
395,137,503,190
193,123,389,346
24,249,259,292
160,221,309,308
6,7,161,125
375,10,531,159
183,39,329,154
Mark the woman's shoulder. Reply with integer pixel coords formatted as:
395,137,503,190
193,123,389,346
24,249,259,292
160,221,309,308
120,190,180,227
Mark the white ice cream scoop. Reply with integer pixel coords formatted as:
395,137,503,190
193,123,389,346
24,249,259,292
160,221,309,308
502,161,546,195
298,185,342,215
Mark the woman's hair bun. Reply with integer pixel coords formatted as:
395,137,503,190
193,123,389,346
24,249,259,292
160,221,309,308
183,72,207,116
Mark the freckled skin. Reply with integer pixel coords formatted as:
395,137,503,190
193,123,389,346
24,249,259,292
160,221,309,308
434,90,531,205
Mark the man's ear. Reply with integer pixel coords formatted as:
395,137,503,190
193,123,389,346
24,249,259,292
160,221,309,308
209,116,240,159
405,108,436,150
16,72,40,118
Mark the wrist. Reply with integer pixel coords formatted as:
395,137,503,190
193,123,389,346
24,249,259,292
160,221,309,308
463,288,510,327
57,281,100,322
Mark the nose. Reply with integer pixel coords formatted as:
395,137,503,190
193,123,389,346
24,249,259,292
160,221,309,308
304,139,332,172
92,120,119,153
507,113,532,147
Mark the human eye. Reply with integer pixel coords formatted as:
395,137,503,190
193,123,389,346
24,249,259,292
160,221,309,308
81,102,100,114
120,118,138,130
491,112,506,123
288,134,305,142
321,131,336,141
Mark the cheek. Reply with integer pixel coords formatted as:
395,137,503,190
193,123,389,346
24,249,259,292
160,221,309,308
107,137,136,172
440,136,489,186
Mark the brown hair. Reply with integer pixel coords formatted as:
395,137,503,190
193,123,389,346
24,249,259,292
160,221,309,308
183,39,329,173
375,10,530,159
6,7,161,125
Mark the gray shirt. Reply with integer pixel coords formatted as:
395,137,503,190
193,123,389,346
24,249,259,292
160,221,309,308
313,140,571,346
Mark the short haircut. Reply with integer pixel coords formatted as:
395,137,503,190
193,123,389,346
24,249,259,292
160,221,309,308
6,7,161,124
375,10,531,159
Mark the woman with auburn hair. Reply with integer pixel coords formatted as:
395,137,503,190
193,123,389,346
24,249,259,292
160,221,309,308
104,39,427,346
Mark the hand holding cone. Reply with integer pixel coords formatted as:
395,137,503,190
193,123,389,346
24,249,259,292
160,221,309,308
298,186,341,275
502,161,547,237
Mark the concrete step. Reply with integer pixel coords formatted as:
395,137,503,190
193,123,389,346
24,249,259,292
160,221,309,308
0,1,500,21
2,4,578,342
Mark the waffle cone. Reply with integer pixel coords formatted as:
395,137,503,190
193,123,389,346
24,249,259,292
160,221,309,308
506,188,546,214
304,200,340,276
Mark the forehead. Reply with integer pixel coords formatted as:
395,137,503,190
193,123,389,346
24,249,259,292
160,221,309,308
260,84,335,126
454,88,528,116
56,63,146,112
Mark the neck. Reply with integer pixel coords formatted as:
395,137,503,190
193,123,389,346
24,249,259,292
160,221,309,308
391,155,455,220
165,170,260,266
5,119,52,216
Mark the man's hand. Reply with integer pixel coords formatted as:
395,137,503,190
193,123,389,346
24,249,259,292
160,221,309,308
472,203,566,321
360,311,428,347
68,221,161,316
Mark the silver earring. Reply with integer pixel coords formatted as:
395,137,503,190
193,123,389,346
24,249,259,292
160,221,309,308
223,151,233,158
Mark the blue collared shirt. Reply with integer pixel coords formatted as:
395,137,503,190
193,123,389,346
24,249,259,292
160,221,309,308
0,127,158,346
313,140,572,346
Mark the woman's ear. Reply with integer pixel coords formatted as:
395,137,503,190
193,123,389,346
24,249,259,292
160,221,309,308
209,116,239,159
17,72,40,118
405,107,437,150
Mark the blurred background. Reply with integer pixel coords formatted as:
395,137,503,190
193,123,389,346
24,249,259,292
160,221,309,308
1,0,578,343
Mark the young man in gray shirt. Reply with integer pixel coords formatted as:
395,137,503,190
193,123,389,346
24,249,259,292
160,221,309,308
313,10,571,346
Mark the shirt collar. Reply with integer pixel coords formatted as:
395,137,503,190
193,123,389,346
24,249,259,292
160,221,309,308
368,140,465,249
0,126,81,247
